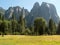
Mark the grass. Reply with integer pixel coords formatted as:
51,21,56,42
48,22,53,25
0,35,60,45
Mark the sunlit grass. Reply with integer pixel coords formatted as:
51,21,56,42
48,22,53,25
0,35,60,45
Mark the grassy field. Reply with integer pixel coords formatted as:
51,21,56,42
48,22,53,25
0,35,60,45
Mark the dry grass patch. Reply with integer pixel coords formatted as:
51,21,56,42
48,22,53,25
0,35,60,45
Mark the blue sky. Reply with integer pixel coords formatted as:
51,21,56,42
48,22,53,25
0,0,60,17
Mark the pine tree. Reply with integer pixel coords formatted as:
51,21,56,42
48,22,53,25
57,21,60,34
0,13,2,20
48,19,56,35
18,8,25,34
11,13,17,34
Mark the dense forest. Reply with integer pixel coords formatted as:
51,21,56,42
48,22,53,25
0,10,60,35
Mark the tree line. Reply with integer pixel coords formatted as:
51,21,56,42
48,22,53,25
0,13,60,36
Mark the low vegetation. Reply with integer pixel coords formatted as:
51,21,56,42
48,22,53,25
0,35,60,45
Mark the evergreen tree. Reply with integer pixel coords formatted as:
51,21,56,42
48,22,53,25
29,25,34,35
0,13,2,20
19,15,25,34
34,17,47,35
11,13,17,34
8,22,12,34
48,19,56,35
1,20,9,35
0,13,2,35
18,8,25,34
57,21,60,34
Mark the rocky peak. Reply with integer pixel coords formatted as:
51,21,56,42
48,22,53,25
41,2,50,8
30,2,40,15
33,2,40,9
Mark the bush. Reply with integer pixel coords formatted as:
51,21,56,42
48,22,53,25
24,28,31,35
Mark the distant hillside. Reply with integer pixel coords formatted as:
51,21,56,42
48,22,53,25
0,7,5,14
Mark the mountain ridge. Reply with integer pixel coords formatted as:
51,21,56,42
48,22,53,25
0,2,59,26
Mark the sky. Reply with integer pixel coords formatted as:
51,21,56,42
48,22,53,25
0,0,60,17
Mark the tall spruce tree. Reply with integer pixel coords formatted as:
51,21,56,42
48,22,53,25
18,8,25,34
0,13,2,20
1,16,6,36
57,21,60,34
0,13,2,34
48,19,56,35
11,13,17,34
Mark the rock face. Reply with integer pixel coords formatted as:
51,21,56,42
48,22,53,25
40,2,59,23
5,6,29,20
26,2,59,26
25,2,41,26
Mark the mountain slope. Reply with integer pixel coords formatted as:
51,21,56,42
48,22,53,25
0,7,5,14
26,2,59,27
5,6,29,20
